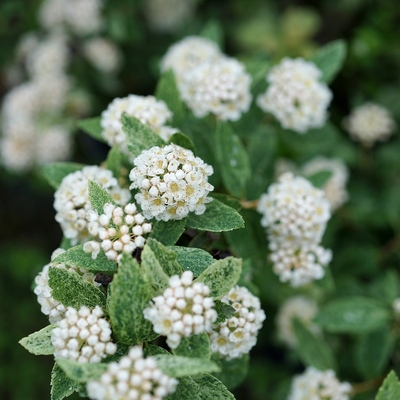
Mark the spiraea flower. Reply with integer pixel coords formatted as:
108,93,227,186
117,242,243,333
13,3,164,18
52,306,117,363
143,271,217,349
34,248,100,323
87,346,178,400
275,296,320,348
100,95,178,155
83,38,122,74
288,367,352,400
209,286,266,360
180,56,252,121
84,203,152,262
344,102,396,147
302,157,349,211
129,144,214,221
54,166,131,245
257,58,332,133
257,172,332,286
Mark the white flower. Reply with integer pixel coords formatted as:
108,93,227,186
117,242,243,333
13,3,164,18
288,367,352,400
276,296,320,348
209,286,266,360
302,157,349,211
257,58,332,133
52,306,116,363
54,166,131,245
180,56,252,121
36,125,72,165
87,346,178,400
344,102,396,147
143,271,217,349
83,38,122,74
129,144,214,221
84,202,152,263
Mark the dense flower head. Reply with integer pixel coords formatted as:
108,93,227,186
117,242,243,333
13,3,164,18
288,367,352,400
302,157,349,211
83,38,122,74
52,306,117,363
143,271,217,349
87,346,178,400
344,102,396,147
54,166,131,245
276,296,320,347
129,144,214,221
257,58,332,133
180,56,252,121
210,286,266,359
84,203,152,262
101,95,177,155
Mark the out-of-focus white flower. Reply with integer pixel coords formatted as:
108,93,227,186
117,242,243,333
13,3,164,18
83,38,122,74
257,58,332,133
344,102,396,147
36,125,72,165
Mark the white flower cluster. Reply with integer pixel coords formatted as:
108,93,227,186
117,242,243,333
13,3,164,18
288,367,352,400
257,58,332,133
344,102,396,147
34,248,100,323
129,144,214,221
84,203,152,262
161,36,252,121
52,306,117,363
83,38,122,74
87,346,178,400
101,95,178,155
143,271,217,349
54,166,131,245
257,172,332,287
275,296,320,348
210,286,266,360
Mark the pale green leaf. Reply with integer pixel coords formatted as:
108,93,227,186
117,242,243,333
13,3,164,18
57,359,107,383
19,325,55,355
150,217,188,246
200,19,224,47
173,333,211,360
376,371,400,400
154,355,220,377
169,246,214,277
77,117,105,143
305,170,332,189
194,374,235,400
211,354,249,390
42,162,86,190
106,146,124,179
88,180,116,215
168,132,196,154
146,238,182,277
51,364,79,400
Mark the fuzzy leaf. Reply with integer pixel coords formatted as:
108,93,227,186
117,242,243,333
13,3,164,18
211,354,249,390
168,132,196,154
310,40,347,83
144,344,170,357
305,170,332,189
214,300,236,324
154,355,219,377
106,146,124,179
314,296,390,333
51,364,79,400
108,254,156,344
19,325,55,355
122,114,165,159
194,374,235,400
88,180,116,215
173,333,211,360
210,193,242,211
150,217,188,246
376,371,400,400
166,377,202,400
42,163,86,190
57,359,107,383
186,199,244,232
48,267,107,310
52,244,117,272
196,257,242,299
146,238,182,277
77,117,105,143
215,122,251,199
170,246,215,277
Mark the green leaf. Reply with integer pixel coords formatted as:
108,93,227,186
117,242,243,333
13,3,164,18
51,364,79,400
211,354,249,390
106,146,124,179
187,199,244,232
314,296,390,334
52,244,117,272
144,344,171,357
19,325,55,355
196,257,242,299
210,193,242,211
200,19,223,47
194,374,235,400
170,246,215,277
154,355,220,377
168,132,196,154
57,359,107,383
146,238,182,277
88,180,116,215
77,117,105,143
42,162,86,190
173,333,211,360
150,218,188,246
155,70,185,127
122,114,165,159
48,268,107,310
214,300,236,324
166,377,202,400
305,170,333,189
108,254,156,344
292,319,336,371
355,326,394,380
215,122,251,199
310,40,347,83
376,371,400,400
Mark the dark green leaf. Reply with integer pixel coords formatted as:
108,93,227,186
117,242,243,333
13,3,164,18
210,193,242,211
211,354,249,390
88,180,117,215
146,238,182,277
214,300,236,324
154,355,219,377
200,19,223,47
51,364,79,400
194,374,235,400
170,246,215,277
150,217,188,246
19,325,55,355
305,170,333,189
77,117,105,143
166,377,202,400
376,371,400,400
57,359,107,383
144,344,171,357
173,333,211,360
42,163,86,190
106,146,123,179
168,132,196,154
